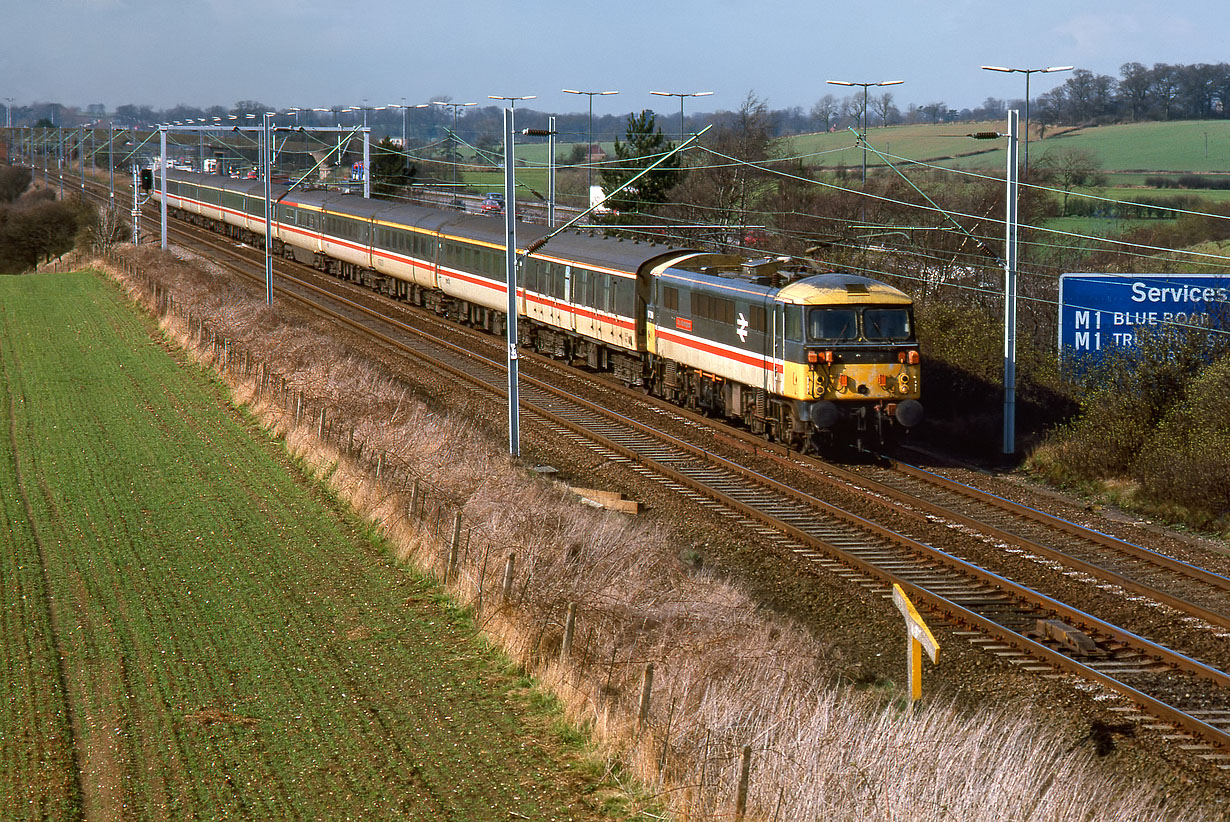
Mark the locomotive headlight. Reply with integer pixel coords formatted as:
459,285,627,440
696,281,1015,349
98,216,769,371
899,374,911,393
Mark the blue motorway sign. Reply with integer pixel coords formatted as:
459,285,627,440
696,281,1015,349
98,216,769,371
1058,273,1230,360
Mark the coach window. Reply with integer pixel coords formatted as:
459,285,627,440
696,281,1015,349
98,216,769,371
616,278,633,315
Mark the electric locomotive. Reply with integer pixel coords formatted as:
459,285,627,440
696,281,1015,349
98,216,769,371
154,169,922,451
645,253,922,450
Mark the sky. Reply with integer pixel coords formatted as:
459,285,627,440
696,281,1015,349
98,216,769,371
6,0,1227,122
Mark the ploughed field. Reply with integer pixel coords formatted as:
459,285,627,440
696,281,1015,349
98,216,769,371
0,272,604,820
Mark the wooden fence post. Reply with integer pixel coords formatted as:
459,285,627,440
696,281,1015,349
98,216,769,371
560,602,577,662
501,553,516,601
638,663,655,733
735,745,752,821
445,511,462,585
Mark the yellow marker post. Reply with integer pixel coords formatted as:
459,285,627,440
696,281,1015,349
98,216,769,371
892,584,940,704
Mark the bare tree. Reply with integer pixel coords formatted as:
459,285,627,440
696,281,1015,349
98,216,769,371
920,102,947,124
1118,62,1154,121
871,92,897,127
83,204,132,253
663,92,776,248
1033,147,1106,215
841,95,865,128
810,94,839,132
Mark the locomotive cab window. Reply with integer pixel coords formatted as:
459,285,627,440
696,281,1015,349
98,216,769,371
863,308,913,341
807,307,858,341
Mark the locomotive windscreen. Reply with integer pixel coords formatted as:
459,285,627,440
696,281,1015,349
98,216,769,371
807,307,858,341
863,308,912,341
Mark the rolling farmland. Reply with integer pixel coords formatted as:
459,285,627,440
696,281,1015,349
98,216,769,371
790,119,1230,175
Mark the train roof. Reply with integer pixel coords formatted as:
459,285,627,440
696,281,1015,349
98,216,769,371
165,170,265,198
654,255,913,305
166,170,693,274
777,272,913,306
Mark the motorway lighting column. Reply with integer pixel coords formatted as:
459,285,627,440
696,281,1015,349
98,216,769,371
562,89,618,197
825,80,903,185
434,101,477,205
650,90,713,143
390,101,429,151
980,65,1072,177
489,96,536,210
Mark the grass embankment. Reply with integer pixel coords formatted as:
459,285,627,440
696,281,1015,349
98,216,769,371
77,246,1225,821
0,272,613,820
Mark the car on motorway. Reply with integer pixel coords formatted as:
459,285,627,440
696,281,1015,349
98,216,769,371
479,192,504,214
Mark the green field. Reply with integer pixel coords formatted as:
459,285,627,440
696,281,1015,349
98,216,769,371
788,119,1230,176
456,120,1230,210
0,272,608,820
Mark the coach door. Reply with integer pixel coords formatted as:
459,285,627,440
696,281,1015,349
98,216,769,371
562,265,575,331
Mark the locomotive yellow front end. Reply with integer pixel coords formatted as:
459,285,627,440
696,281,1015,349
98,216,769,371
778,274,923,450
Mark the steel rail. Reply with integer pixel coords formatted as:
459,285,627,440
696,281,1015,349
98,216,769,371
885,456,1230,593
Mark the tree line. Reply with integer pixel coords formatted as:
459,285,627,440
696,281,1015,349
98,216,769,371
8,62,1228,156
1034,62,1230,127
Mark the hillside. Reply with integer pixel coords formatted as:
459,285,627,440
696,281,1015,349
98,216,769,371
787,119,1230,176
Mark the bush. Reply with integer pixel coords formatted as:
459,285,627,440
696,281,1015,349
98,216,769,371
1132,355,1230,529
0,166,32,203
1145,174,1230,190
1030,325,1230,527
0,191,96,273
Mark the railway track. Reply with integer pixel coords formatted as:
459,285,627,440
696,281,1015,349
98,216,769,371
78,174,1230,763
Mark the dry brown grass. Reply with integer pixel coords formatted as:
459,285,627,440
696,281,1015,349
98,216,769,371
90,244,1217,821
